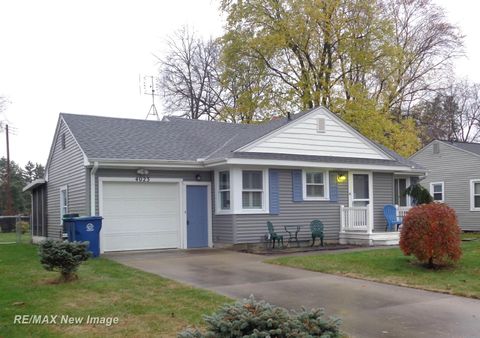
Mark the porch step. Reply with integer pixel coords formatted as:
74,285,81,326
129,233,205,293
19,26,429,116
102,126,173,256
339,231,399,246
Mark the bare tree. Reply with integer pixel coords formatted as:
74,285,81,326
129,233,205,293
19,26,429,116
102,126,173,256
414,81,480,144
157,27,223,120
378,0,464,116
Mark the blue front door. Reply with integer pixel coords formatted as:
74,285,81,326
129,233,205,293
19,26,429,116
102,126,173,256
186,185,209,248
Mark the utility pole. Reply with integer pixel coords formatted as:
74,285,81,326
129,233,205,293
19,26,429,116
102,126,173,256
5,124,13,215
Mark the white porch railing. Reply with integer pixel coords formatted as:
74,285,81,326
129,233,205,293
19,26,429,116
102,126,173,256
340,205,412,234
397,206,411,221
340,206,372,233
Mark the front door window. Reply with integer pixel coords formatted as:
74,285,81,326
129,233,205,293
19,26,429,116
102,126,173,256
394,178,408,206
352,174,370,207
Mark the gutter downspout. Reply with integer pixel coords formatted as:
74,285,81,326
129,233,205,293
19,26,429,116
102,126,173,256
90,161,99,215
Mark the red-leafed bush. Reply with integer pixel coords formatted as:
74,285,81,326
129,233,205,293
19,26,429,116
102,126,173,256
400,203,462,268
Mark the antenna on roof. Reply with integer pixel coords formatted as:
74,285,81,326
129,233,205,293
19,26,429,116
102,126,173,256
140,75,161,120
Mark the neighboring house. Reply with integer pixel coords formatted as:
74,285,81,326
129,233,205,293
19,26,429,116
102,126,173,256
410,140,480,231
23,107,425,252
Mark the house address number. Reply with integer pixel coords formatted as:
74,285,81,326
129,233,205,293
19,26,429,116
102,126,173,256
135,176,150,183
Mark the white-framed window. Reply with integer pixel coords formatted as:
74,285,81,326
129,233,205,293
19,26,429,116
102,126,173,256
218,171,231,210
303,170,329,200
214,168,269,214
430,182,444,202
394,177,411,207
60,185,68,220
470,179,480,211
242,170,264,209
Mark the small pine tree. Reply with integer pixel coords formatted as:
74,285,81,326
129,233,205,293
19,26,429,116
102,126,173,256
39,240,91,282
178,296,341,337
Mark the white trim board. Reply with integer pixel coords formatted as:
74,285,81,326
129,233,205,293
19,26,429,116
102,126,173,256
210,158,422,173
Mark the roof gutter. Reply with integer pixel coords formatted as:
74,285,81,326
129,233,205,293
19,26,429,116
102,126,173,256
90,161,99,215
214,158,426,174
22,179,47,192
87,158,203,169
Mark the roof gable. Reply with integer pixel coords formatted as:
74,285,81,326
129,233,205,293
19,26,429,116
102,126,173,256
237,107,391,160
410,140,480,162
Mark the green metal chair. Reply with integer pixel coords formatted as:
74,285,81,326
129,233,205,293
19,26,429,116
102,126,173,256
310,219,324,247
267,221,284,248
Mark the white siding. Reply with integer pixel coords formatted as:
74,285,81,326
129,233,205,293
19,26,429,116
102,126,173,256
243,108,389,160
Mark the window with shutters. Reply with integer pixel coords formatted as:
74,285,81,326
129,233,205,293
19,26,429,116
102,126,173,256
242,170,264,209
302,170,330,200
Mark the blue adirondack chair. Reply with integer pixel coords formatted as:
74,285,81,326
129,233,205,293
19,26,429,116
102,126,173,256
384,205,402,231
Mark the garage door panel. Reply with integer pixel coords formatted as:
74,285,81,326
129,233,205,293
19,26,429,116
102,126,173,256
103,196,180,212
104,216,179,233
103,231,178,251
101,181,181,251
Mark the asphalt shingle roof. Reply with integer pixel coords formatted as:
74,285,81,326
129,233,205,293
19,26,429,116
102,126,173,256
441,140,480,157
60,111,421,169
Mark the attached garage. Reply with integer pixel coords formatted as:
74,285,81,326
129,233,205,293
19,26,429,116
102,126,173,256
100,180,182,252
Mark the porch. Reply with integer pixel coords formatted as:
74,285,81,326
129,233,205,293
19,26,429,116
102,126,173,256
339,205,410,246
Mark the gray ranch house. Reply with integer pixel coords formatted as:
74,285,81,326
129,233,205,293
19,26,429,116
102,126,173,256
24,107,425,252
410,140,480,231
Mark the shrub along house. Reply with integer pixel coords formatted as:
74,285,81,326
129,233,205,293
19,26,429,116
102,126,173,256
410,140,480,231
24,107,425,252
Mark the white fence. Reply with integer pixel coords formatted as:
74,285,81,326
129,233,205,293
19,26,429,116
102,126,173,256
340,205,411,233
340,206,371,233
397,206,411,221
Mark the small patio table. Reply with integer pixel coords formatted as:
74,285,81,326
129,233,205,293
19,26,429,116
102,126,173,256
284,225,301,247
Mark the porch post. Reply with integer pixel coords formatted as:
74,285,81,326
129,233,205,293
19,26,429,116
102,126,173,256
340,205,345,232
367,207,373,234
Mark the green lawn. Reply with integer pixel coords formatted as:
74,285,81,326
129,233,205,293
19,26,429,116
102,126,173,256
0,243,230,337
268,233,480,299
0,231,31,244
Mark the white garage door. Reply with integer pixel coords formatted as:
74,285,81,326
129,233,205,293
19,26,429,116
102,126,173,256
101,181,181,252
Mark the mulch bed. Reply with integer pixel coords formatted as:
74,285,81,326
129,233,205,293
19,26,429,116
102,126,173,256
232,241,357,255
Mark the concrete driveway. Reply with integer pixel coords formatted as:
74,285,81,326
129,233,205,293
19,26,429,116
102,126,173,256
107,249,480,338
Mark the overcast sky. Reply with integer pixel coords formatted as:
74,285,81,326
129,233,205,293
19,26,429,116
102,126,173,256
0,0,478,166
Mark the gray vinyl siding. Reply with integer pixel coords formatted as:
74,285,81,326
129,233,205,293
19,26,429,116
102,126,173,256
373,172,394,232
46,120,88,239
233,170,348,244
212,214,234,243
411,142,480,230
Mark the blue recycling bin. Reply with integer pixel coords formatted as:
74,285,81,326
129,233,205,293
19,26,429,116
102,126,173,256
65,216,103,257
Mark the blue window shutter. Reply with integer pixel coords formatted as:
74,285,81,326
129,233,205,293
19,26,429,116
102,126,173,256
269,169,280,214
292,169,303,202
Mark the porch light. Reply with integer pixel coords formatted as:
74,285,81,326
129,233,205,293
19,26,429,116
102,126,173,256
336,173,347,183
195,174,202,181
137,168,149,175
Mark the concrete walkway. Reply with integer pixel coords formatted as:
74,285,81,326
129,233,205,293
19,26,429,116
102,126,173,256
107,249,480,338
